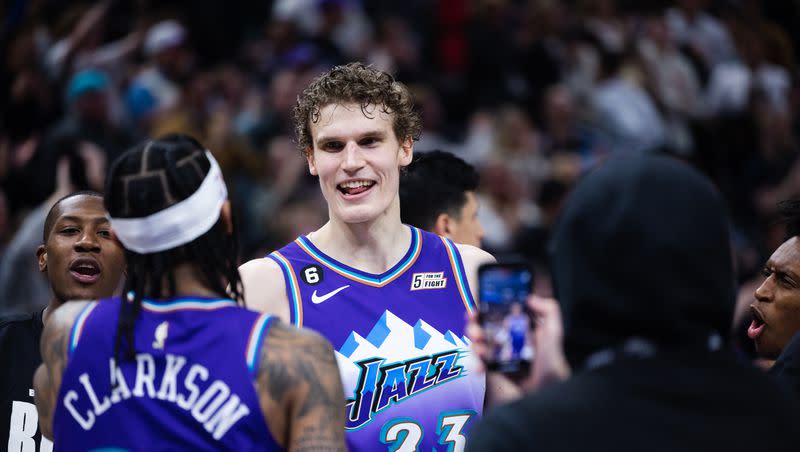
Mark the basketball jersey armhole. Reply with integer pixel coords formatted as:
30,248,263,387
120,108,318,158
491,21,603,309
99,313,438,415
67,302,100,359
440,237,478,315
267,252,303,327
245,313,277,379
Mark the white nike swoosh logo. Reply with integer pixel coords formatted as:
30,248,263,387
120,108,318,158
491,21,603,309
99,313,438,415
311,285,351,304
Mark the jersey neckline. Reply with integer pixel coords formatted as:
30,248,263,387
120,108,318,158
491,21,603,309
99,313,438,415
119,294,238,312
294,225,423,286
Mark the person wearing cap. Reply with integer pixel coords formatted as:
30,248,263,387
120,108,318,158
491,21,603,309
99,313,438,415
126,19,194,122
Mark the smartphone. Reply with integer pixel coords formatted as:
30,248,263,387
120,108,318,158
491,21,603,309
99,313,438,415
478,260,534,374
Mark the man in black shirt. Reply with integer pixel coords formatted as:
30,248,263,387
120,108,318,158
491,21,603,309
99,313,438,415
0,192,125,451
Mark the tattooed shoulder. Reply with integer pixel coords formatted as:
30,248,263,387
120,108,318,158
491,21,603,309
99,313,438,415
256,320,346,451
41,301,94,370
36,300,95,440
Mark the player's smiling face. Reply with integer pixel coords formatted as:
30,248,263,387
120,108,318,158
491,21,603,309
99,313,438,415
307,102,413,224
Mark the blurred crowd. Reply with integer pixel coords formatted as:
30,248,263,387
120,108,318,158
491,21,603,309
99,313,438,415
2,0,800,324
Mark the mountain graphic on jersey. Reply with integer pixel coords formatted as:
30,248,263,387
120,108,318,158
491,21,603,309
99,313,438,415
335,310,472,429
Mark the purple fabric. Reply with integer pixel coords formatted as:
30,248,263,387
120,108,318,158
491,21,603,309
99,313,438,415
270,226,485,451
53,296,280,451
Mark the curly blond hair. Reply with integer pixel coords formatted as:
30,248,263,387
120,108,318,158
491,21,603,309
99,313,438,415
293,62,422,154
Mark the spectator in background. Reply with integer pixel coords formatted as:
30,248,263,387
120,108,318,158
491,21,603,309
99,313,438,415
272,0,372,62
43,1,142,84
24,68,137,206
152,69,260,177
705,26,791,117
467,155,797,451
400,149,485,247
474,105,547,254
590,44,667,154
126,19,193,123
0,146,107,315
2,28,60,212
539,84,602,167
637,12,704,154
477,161,538,254
665,0,738,70
151,69,266,250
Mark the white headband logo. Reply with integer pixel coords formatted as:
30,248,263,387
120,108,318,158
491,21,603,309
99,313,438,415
110,151,228,254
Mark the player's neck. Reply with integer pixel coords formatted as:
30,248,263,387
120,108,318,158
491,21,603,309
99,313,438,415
309,213,410,274
158,263,224,299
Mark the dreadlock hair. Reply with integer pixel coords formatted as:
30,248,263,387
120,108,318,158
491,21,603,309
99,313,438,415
105,134,242,364
778,199,800,240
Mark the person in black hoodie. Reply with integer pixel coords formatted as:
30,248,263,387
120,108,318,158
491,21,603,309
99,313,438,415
467,155,797,451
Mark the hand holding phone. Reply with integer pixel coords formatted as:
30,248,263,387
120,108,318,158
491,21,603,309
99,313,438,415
478,260,534,374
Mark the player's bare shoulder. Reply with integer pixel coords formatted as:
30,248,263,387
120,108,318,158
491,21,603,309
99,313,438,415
42,301,95,353
239,257,291,321
35,300,95,439
456,243,495,267
455,244,495,300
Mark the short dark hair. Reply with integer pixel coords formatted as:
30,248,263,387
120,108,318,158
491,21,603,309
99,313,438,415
106,134,242,362
399,150,479,230
778,199,800,240
293,62,422,153
42,191,104,242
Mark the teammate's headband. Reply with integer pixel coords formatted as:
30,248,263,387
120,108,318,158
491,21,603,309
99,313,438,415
110,151,228,254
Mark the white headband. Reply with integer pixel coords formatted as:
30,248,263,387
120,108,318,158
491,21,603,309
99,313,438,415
110,151,228,254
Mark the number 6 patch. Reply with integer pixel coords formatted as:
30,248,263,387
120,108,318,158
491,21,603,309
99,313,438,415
301,265,323,285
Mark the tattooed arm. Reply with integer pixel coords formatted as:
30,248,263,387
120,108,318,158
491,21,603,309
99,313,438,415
256,321,346,452
34,301,92,439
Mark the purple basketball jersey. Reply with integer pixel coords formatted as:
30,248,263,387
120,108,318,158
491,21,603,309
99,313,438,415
53,296,281,451
269,226,485,452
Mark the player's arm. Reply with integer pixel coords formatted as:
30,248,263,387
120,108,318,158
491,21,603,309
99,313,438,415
455,243,496,301
34,301,92,439
256,321,346,452
239,258,291,322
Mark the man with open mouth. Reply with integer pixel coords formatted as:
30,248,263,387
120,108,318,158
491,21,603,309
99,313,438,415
0,191,126,451
752,200,800,397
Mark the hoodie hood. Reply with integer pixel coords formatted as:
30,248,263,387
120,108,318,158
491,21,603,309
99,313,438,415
550,155,735,369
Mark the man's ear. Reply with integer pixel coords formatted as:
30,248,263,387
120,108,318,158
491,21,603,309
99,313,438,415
305,147,318,176
37,245,47,273
399,136,413,167
433,212,452,238
221,200,233,235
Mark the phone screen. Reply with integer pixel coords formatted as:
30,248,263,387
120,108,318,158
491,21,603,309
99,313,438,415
478,262,534,373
